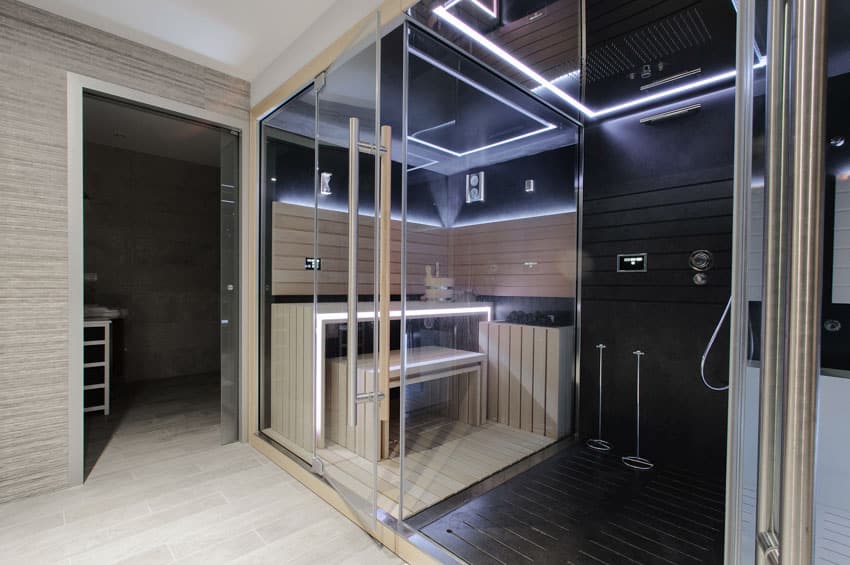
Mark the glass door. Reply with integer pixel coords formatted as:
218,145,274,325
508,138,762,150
220,128,240,445
313,13,384,531
257,12,384,532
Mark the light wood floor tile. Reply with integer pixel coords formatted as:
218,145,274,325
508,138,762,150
0,377,402,564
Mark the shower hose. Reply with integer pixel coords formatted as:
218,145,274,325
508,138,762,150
701,296,732,391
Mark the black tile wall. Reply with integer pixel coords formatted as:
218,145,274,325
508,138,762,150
84,142,221,382
580,88,736,478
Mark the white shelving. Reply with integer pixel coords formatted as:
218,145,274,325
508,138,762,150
84,320,111,415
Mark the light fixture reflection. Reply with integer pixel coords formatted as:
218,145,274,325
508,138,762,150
408,46,557,157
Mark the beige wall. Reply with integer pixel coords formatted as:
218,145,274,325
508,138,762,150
0,0,249,503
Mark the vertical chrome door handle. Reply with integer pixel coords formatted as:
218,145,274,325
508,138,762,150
347,117,359,427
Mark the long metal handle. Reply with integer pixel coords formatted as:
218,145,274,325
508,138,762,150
377,125,392,459
756,1,791,564
633,350,643,458
597,344,606,437
347,117,359,427
780,0,827,561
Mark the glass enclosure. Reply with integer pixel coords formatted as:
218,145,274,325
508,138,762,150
258,8,580,530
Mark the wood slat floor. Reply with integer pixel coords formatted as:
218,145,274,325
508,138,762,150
0,375,401,565
420,443,726,565
319,412,554,520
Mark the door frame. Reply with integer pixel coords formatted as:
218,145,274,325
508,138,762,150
67,72,251,486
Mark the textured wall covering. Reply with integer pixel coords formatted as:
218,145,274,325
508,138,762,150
0,0,248,502
84,142,220,383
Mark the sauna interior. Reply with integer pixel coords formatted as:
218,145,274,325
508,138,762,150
259,21,579,521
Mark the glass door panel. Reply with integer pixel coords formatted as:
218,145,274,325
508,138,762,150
258,85,319,463
220,129,240,445
314,13,383,531
399,23,580,523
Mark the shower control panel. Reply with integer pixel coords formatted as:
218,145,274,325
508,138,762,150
617,253,647,272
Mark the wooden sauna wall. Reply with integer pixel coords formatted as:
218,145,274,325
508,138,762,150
450,212,577,298
266,303,314,460
271,202,449,296
479,322,574,439
272,203,575,299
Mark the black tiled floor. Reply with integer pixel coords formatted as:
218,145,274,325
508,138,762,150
421,443,724,564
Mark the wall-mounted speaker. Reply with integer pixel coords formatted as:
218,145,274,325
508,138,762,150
466,171,485,203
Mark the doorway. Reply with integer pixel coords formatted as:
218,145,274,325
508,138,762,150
80,92,241,480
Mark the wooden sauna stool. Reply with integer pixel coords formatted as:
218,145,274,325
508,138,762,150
325,345,485,460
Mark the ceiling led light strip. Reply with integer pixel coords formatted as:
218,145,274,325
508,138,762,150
433,6,596,117
408,46,556,157
443,0,498,18
433,3,767,119
593,59,766,118
410,124,555,157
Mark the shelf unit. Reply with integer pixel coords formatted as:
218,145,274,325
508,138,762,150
83,320,111,415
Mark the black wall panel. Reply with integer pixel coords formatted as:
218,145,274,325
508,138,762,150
580,88,736,479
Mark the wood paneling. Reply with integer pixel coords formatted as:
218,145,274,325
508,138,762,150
479,322,574,439
274,204,576,299
0,0,249,503
450,213,577,298
267,304,314,461
272,202,448,296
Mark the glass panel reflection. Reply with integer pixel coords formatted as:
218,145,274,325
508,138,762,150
399,24,579,521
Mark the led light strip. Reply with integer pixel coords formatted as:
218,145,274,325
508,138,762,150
407,46,556,157
409,125,555,157
407,149,439,172
594,59,766,118
444,0,498,18
433,6,596,116
433,3,767,120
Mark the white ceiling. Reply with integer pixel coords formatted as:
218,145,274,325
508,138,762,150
18,0,338,80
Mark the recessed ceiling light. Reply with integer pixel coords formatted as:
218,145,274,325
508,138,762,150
270,177,277,182
830,136,845,148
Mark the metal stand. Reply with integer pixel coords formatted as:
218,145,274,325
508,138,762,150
623,350,653,470
586,344,611,451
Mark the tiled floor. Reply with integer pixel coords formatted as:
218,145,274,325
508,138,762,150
0,376,402,565
421,442,725,564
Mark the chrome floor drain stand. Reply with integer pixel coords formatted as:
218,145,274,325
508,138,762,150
623,350,653,470
586,343,611,451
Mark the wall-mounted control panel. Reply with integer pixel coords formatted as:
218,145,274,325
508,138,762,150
617,253,647,272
